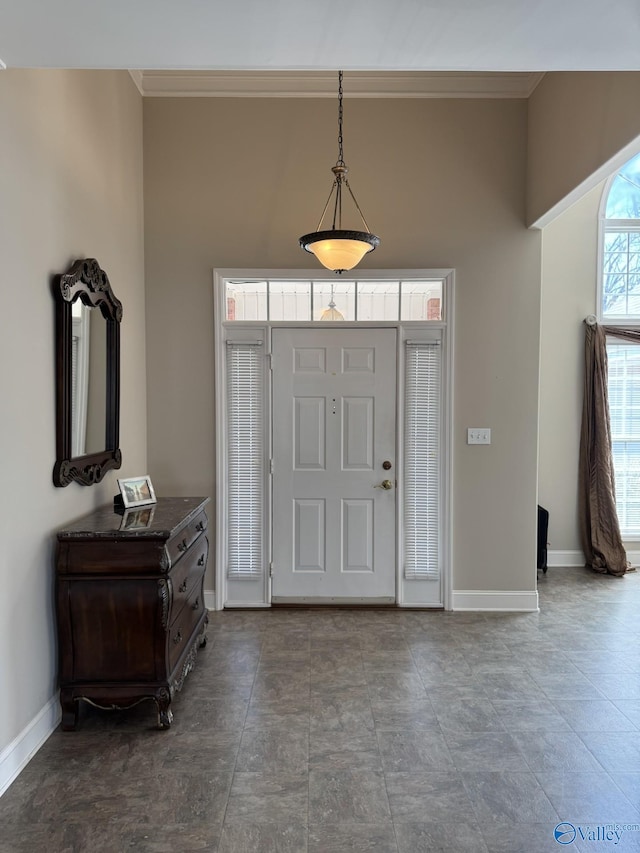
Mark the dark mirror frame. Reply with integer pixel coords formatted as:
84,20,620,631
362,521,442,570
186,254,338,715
53,258,123,487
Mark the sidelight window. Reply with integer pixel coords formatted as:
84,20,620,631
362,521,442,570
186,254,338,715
403,341,441,580
226,341,266,578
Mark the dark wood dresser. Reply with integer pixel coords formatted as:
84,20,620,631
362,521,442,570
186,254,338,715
56,497,210,730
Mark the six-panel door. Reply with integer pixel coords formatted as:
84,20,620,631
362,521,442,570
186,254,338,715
272,328,397,601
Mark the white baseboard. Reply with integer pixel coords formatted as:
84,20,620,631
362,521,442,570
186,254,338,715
452,590,539,612
211,588,541,611
205,588,270,609
0,695,60,798
547,549,640,568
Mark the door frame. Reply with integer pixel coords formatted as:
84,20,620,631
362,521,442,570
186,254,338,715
213,269,455,611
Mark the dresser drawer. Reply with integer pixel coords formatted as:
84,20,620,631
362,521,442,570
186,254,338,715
171,536,208,616
58,538,167,575
165,510,208,568
168,581,205,672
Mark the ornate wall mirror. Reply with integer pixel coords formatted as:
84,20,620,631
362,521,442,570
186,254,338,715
53,258,122,486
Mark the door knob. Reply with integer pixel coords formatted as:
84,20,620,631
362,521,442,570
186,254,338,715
374,479,393,490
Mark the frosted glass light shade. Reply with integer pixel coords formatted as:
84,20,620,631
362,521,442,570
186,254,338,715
310,238,371,272
319,305,345,321
300,229,379,273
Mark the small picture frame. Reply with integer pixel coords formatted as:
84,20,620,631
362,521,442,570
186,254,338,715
117,475,157,509
119,505,156,531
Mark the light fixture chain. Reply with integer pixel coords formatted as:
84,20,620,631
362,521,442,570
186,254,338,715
299,66,379,273
337,70,344,166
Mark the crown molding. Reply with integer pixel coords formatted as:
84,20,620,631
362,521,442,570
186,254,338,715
131,70,545,99
128,69,144,95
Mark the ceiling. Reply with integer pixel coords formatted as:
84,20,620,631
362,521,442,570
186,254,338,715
2,0,639,97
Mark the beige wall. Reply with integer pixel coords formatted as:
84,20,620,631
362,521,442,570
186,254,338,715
528,72,640,226
143,96,541,595
0,71,146,757
538,184,604,553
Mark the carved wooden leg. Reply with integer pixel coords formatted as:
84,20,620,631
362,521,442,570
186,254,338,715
60,691,79,731
156,688,173,730
199,613,208,647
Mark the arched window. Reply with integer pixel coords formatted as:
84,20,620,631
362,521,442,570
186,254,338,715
600,152,640,537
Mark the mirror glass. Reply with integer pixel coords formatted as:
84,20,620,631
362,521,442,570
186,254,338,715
54,258,122,487
71,301,108,457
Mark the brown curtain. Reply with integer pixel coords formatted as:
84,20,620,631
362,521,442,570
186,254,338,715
578,321,640,575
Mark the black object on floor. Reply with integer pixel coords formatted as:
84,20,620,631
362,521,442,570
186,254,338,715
537,504,549,573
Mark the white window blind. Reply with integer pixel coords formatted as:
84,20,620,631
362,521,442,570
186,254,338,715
608,342,640,537
226,341,265,579
403,341,441,580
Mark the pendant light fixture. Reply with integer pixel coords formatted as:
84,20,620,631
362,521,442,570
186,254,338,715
319,283,345,321
299,70,380,274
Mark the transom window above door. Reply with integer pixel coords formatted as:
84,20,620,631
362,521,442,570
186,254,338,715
224,278,444,322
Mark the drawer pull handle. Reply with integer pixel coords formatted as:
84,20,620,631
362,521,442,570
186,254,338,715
192,597,200,611
179,579,188,593
195,521,204,532
177,538,188,552
197,555,205,567
173,630,183,646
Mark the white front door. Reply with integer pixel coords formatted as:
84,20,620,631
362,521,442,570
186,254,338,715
271,328,397,602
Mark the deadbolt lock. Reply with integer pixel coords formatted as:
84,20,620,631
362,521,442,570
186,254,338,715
382,460,392,470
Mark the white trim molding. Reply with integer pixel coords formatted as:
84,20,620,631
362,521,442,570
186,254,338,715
134,70,545,99
213,268,455,611
547,549,640,569
452,590,539,612
128,69,144,95
628,551,640,567
0,695,60,798
204,590,216,611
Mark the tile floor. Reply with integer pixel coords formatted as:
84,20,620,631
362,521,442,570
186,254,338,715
2,567,640,852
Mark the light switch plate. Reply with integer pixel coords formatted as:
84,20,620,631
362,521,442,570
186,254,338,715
467,428,491,445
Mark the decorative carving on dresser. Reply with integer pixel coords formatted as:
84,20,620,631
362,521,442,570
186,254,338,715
160,546,171,573
158,579,171,630
56,497,210,730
